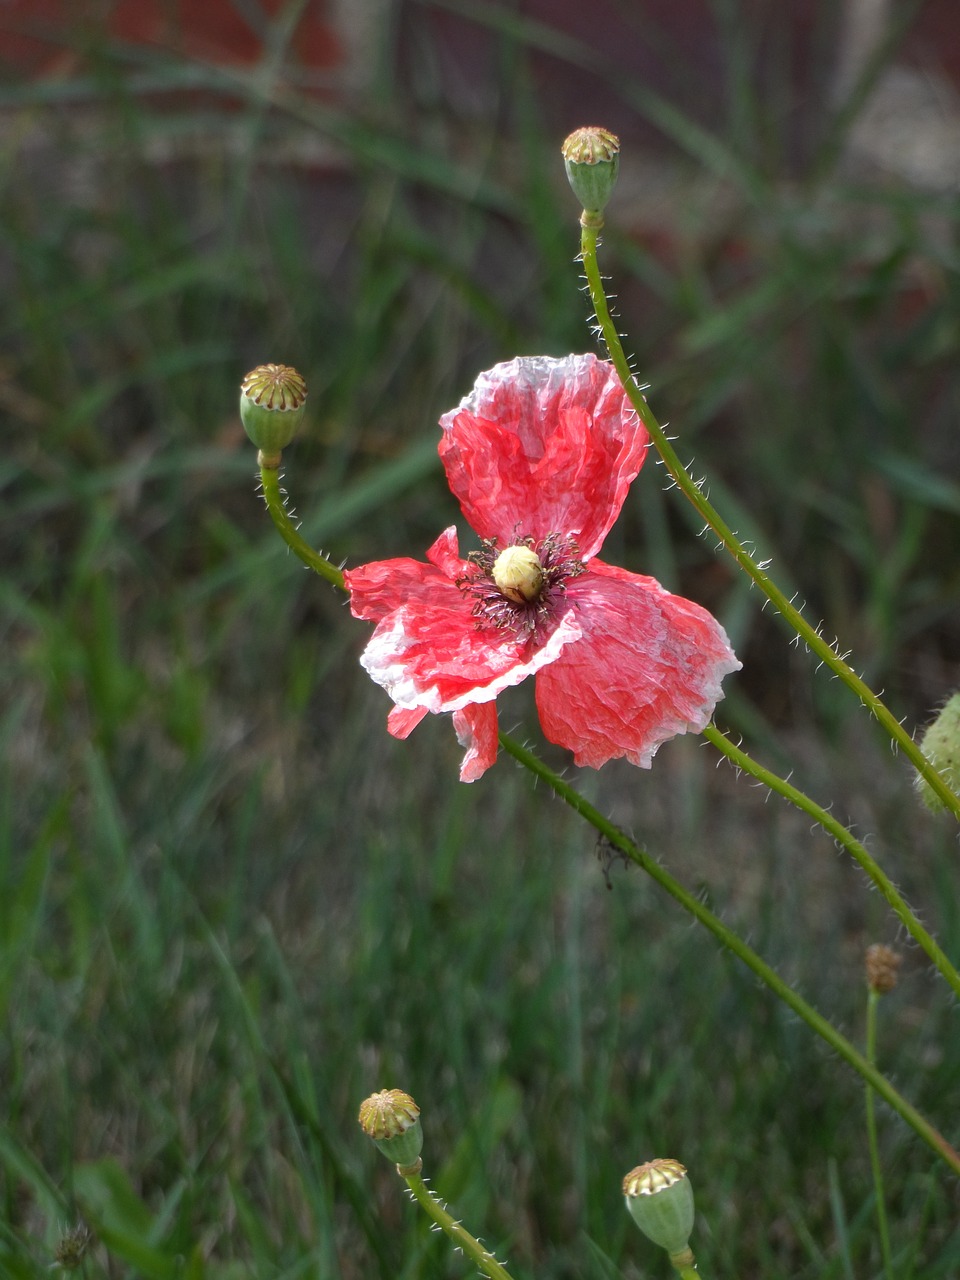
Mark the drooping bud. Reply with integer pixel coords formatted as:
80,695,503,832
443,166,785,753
865,943,902,995
915,692,960,811
623,1159,695,1259
492,544,544,603
239,363,308,467
562,127,620,224
358,1089,423,1171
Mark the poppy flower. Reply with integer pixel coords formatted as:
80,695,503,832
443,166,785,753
344,354,740,782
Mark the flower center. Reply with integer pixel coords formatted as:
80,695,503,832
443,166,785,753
491,545,544,603
459,533,585,640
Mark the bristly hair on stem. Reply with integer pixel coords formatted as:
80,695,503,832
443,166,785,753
258,463,346,592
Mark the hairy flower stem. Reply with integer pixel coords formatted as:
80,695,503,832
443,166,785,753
702,725,960,1000
403,1168,517,1280
578,222,960,822
498,730,960,1178
257,463,959,1170
865,989,895,1280
259,463,346,590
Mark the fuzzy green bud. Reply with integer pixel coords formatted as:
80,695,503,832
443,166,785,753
915,691,960,811
358,1089,423,1171
239,363,307,467
623,1159,695,1259
562,126,620,224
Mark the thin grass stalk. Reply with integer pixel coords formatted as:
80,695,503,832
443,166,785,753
578,221,960,822
169,889,398,1276
865,988,895,1280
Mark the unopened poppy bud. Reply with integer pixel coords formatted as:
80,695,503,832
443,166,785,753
562,126,620,224
358,1089,423,1170
865,943,902,995
623,1159,695,1258
240,363,308,467
915,691,960,811
493,544,544,603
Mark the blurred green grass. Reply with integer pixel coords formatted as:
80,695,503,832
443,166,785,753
1,1,960,1277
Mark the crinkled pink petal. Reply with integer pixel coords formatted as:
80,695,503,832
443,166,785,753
344,527,466,624
452,703,499,782
388,706,428,739
423,525,470,578
438,354,648,558
535,559,741,769
358,593,583,715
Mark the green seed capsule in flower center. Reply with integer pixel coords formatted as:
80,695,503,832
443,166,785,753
492,545,545,603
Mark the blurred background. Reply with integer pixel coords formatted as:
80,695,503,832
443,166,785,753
1,1,959,1276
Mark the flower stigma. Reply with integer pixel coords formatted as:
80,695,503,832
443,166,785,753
492,544,544,603
459,533,586,640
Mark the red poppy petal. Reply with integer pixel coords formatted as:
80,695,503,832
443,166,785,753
452,703,499,781
535,561,740,769
438,354,648,557
345,527,467,623
359,595,582,714
388,706,428,739
424,526,468,578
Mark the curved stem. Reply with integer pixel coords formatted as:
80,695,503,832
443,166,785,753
259,462,346,591
578,221,960,822
865,990,895,1280
251,406,960,1173
403,1168,517,1280
498,730,960,1178
702,724,960,1000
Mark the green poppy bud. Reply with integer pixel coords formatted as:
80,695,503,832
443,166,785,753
623,1159,695,1258
358,1089,424,1172
239,363,307,467
562,126,620,224
915,691,960,812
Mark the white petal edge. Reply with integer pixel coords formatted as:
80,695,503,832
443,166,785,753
442,353,604,419
359,604,583,714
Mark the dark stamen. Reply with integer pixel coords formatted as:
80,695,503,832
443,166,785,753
457,532,585,641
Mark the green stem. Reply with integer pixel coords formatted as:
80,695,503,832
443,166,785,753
866,989,895,1280
578,220,960,823
259,462,346,591
669,1253,702,1280
703,725,960,1001
254,422,960,1174
403,1168,517,1280
498,730,960,1179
